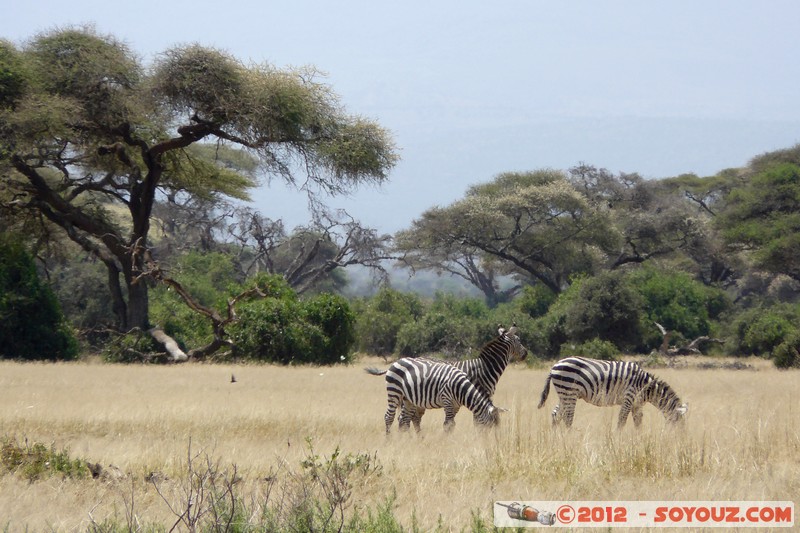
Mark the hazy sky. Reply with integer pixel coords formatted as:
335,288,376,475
3,1,799,233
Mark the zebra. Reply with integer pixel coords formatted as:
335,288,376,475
366,325,527,432
537,356,688,429
366,357,504,433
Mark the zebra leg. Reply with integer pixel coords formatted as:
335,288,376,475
412,406,425,433
551,403,561,427
562,398,577,428
384,395,401,434
617,401,633,429
443,403,459,432
398,401,414,432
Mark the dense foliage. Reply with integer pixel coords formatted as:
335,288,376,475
2,28,799,368
0,234,77,360
149,266,357,364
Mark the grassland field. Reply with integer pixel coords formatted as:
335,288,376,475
0,356,797,531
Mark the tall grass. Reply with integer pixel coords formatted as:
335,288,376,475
0,358,796,530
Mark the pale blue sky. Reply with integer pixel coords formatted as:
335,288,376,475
3,1,799,232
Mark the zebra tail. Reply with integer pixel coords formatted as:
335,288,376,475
537,374,551,409
364,367,387,376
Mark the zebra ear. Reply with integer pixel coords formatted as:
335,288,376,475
506,325,518,336
493,406,510,413
676,403,688,415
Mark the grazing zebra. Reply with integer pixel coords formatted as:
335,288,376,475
366,326,527,432
366,358,504,434
537,356,688,429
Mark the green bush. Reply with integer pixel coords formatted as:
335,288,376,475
559,338,620,361
226,275,356,364
229,298,327,364
564,270,645,351
1,437,89,481
516,284,557,318
728,304,799,356
149,288,214,353
428,292,489,319
353,288,423,355
302,293,357,364
0,234,78,360
148,251,246,352
772,339,800,369
628,266,730,350
395,312,467,356
518,278,587,358
167,251,243,307
723,303,800,367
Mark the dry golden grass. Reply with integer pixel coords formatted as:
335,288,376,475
0,356,797,531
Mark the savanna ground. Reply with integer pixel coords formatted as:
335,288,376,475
0,356,797,532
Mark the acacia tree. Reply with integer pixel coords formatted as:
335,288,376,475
0,28,397,337
658,170,743,287
720,156,800,282
394,208,520,307
395,170,618,295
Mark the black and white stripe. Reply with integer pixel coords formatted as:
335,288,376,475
537,356,688,428
398,326,526,430
366,358,502,433
367,326,526,431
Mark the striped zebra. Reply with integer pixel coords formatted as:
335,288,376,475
366,326,527,432
366,358,504,433
537,356,688,429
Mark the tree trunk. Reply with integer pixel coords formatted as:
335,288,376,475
104,260,128,330
126,270,150,331
99,247,150,332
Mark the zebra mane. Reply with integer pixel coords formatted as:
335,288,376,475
644,376,683,413
477,325,517,359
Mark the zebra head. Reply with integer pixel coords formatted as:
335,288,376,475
498,325,528,363
474,404,508,427
670,403,689,423
643,378,688,424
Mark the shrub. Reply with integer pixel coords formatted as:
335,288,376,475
1,437,89,481
772,339,800,369
302,293,357,364
148,252,246,352
628,266,730,350
520,278,587,358
428,292,489,319
560,338,620,361
226,274,356,364
516,284,557,318
353,288,423,355
229,298,327,364
395,312,471,357
728,304,799,356
0,234,78,360
149,288,214,353
564,271,645,352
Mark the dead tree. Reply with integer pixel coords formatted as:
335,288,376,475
133,244,268,361
654,322,725,356
227,207,395,293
